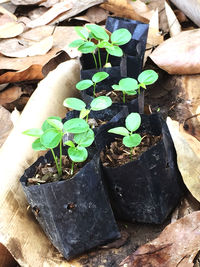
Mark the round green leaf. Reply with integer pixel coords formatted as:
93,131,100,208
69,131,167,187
123,134,141,148
74,128,94,147
86,24,109,41
42,116,61,131
108,127,129,136
106,45,123,57
92,71,109,83
63,98,86,111
138,70,158,85
125,113,141,132
112,84,120,91
119,78,138,92
98,40,112,49
69,39,85,48
76,79,93,90
64,140,75,147
80,108,90,119
32,138,47,151
90,96,112,111
111,28,132,45
63,118,89,134
68,146,88,162
40,128,62,149
75,26,89,40
78,42,97,53
22,128,43,137
47,119,63,131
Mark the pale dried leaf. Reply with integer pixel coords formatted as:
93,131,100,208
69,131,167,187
0,21,24,38
0,36,53,57
0,86,22,105
147,9,163,47
26,1,72,28
129,0,153,21
73,6,108,23
120,211,200,267
0,106,13,147
1,2,17,14
165,1,181,37
28,7,47,21
150,29,200,74
11,0,45,5
10,107,21,126
40,0,59,8
0,0,11,3
0,5,17,20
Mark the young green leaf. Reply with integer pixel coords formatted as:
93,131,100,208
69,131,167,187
111,28,132,45
40,128,62,149
108,127,129,136
125,113,141,132
86,24,109,41
74,128,94,147
106,45,123,57
92,71,109,83
75,26,89,40
68,146,88,162
79,108,90,119
90,96,112,111
123,134,141,148
69,39,85,48
64,140,75,147
63,98,86,111
22,128,43,137
98,40,112,49
42,116,61,132
78,42,97,53
112,84,120,91
119,78,138,91
138,70,158,85
76,79,93,90
47,119,63,131
32,138,47,151
63,118,89,134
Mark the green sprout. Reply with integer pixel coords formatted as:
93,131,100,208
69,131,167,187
23,116,94,176
108,113,142,160
63,96,112,122
76,71,109,97
69,24,131,69
137,69,158,94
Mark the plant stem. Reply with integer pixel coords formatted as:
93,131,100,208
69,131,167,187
123,91,126,104
93,83,96,97
51,148,62,176
130,147,133,161
92,52,98,69
59,140,62,174
105,52,109,65
71,161,74,175
97,47,102,69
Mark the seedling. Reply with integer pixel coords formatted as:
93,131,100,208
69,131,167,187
76,71,109,97
63,96,112,122
69,24,131,69
23,116,94,176
108,113,142,160
137,69,158,94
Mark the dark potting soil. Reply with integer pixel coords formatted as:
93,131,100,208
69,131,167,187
100,134,162,168
95,90,137,104
27,156,88,185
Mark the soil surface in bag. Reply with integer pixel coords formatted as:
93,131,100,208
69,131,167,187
97,113,186,224
106,16,149,79
20,147,120,260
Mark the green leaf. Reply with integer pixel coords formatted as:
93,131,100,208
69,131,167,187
123,134,141,148
63,118,89,134
32,138,47,151
106,45,123,57
64,140,75,147
119,78,138,92
74,128,94,147
125,113,141,132
86,24,109,41
112,84,120,91
80,108,90,119
111,28,132,45
68,146,88,162
22,128,43,137
92,71,109,83
108,127,129,136
76,79,93,90
63,98,86,111
90,96,112,111
69,39,85,48
42,116,61,131
97,40,112,49
40,128,62,149
47,119,63,131
138,70,158,85
78,42,97,53
75,26,89,40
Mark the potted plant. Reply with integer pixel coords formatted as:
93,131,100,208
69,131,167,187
20,116,120,260
97,111,186,224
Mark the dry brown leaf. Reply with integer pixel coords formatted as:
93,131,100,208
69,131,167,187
11,0,45,5
0,65,44,84
0,86,22,105
150,29,200,74
165,1,181,37
0,106,13,147
0,36,53,57
73,6,108,23
120,211,200,267
101,0,151,23
26,1,72,28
